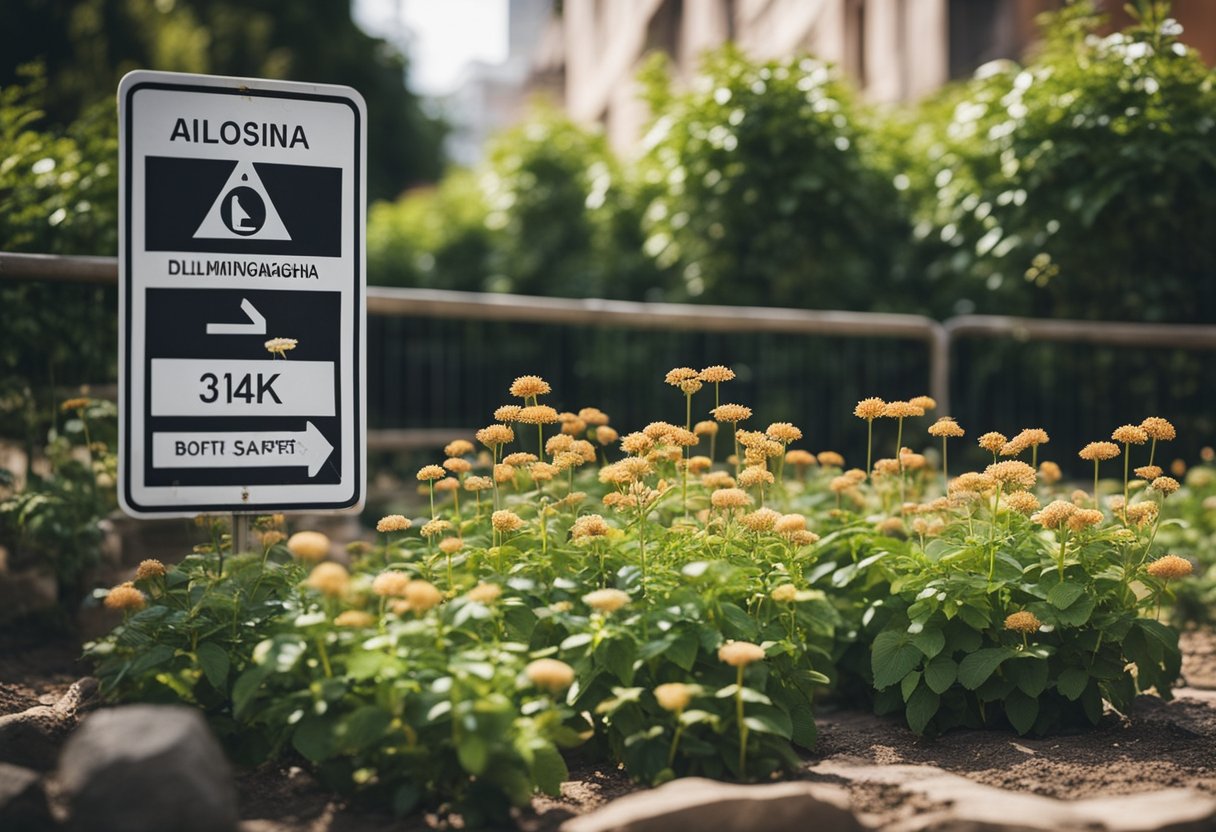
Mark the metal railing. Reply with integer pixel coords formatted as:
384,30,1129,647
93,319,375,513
5,251,1216,454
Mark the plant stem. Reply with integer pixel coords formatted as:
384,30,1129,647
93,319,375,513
865,419,874,482
1122,442,1131,509
735,665,748,779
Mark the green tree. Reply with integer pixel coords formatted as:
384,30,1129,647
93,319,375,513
636,48,913,310
0,0,445,201
902,0,1216,322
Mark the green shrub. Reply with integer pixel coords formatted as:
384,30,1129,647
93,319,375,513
636,47,912,310
903,1,1216,322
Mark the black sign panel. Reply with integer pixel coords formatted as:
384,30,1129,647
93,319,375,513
142,287,342,487
144,157,342,256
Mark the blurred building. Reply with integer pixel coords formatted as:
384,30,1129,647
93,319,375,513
537,0,1216,154
442,0,558,165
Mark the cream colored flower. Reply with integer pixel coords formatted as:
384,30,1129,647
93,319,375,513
1031,500,1076,530
984,460,1037,491
1150,476,1180,496
1146,555,1193,579
882,401,924,418
853,398,885,420
466,583,502,604
334,610,375,628
766,422,802,443
510,375,551,398
476,424,515,448
654,682,693,712
526,658,575,693
133,559,166,581
420,519,452,538
571,514,610,540
287,531,330,561
405,580,444,611
264,337,297,357
1079,442,1120,461
1004,611,1041,634
1140,417,1176,441
438,537,464,555
1112,425,1149,445
771,584,798,603
712,403,752,423
718,641,765,667
306,562,349,597
817,451,845,468
494,405,523,423
444,439,475,458
928,418,965,438
700,365,735,383
711,488,752,509
517,405,560,425
978,432,1008,453
104,582,146,612
491,510,524,533
372,571,410,597
416,464,446,481
376,514,411,533
583,588,631,613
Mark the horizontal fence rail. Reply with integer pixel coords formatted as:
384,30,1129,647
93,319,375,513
4,251,1216,464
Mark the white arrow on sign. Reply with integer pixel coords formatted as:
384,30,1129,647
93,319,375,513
206,298,267,335
152,421,334,477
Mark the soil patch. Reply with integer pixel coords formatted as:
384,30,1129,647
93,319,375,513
3,629,1214,831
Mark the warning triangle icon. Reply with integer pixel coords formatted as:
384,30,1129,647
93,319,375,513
193,161,291,241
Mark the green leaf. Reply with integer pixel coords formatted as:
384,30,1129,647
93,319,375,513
292,718,335,762
196,642,229,690
957,647,1015,690
1047,582,1085,609
1055,594,1095,627
666,629,699,671
129,644,174,676
231,666,270,718
597,637,637,685
1008,657,1049,697
901,670,922,703
560,633,593,651
744,712,792,739
393,784,422,817
530,743,568,796
1056,667,1089,701
719,602,760,640
871,631,923,690
458,734,489,775
905,685,940,735
1004,689,1039,735
924,655,957,694
341,705,391,752
911,627,946,659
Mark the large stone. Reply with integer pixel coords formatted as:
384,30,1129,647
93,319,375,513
0,706,71,770
57,705,238,832
0,762,54,830
0,678,100,771
810,760,1216,832
560,776,863,832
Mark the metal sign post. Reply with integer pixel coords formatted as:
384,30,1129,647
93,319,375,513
117,70,366,518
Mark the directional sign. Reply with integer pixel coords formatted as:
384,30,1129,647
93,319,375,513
118,71,365,515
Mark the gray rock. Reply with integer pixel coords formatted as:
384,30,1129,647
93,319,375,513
0,762,54,830
0,678,100,772
811,760,1216,832
58,705,238,832
560,776,863,832
0,706,71,770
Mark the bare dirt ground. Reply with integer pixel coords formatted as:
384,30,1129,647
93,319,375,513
4,628,1214,831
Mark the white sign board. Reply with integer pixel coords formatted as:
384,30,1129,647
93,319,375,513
118,71,365,516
